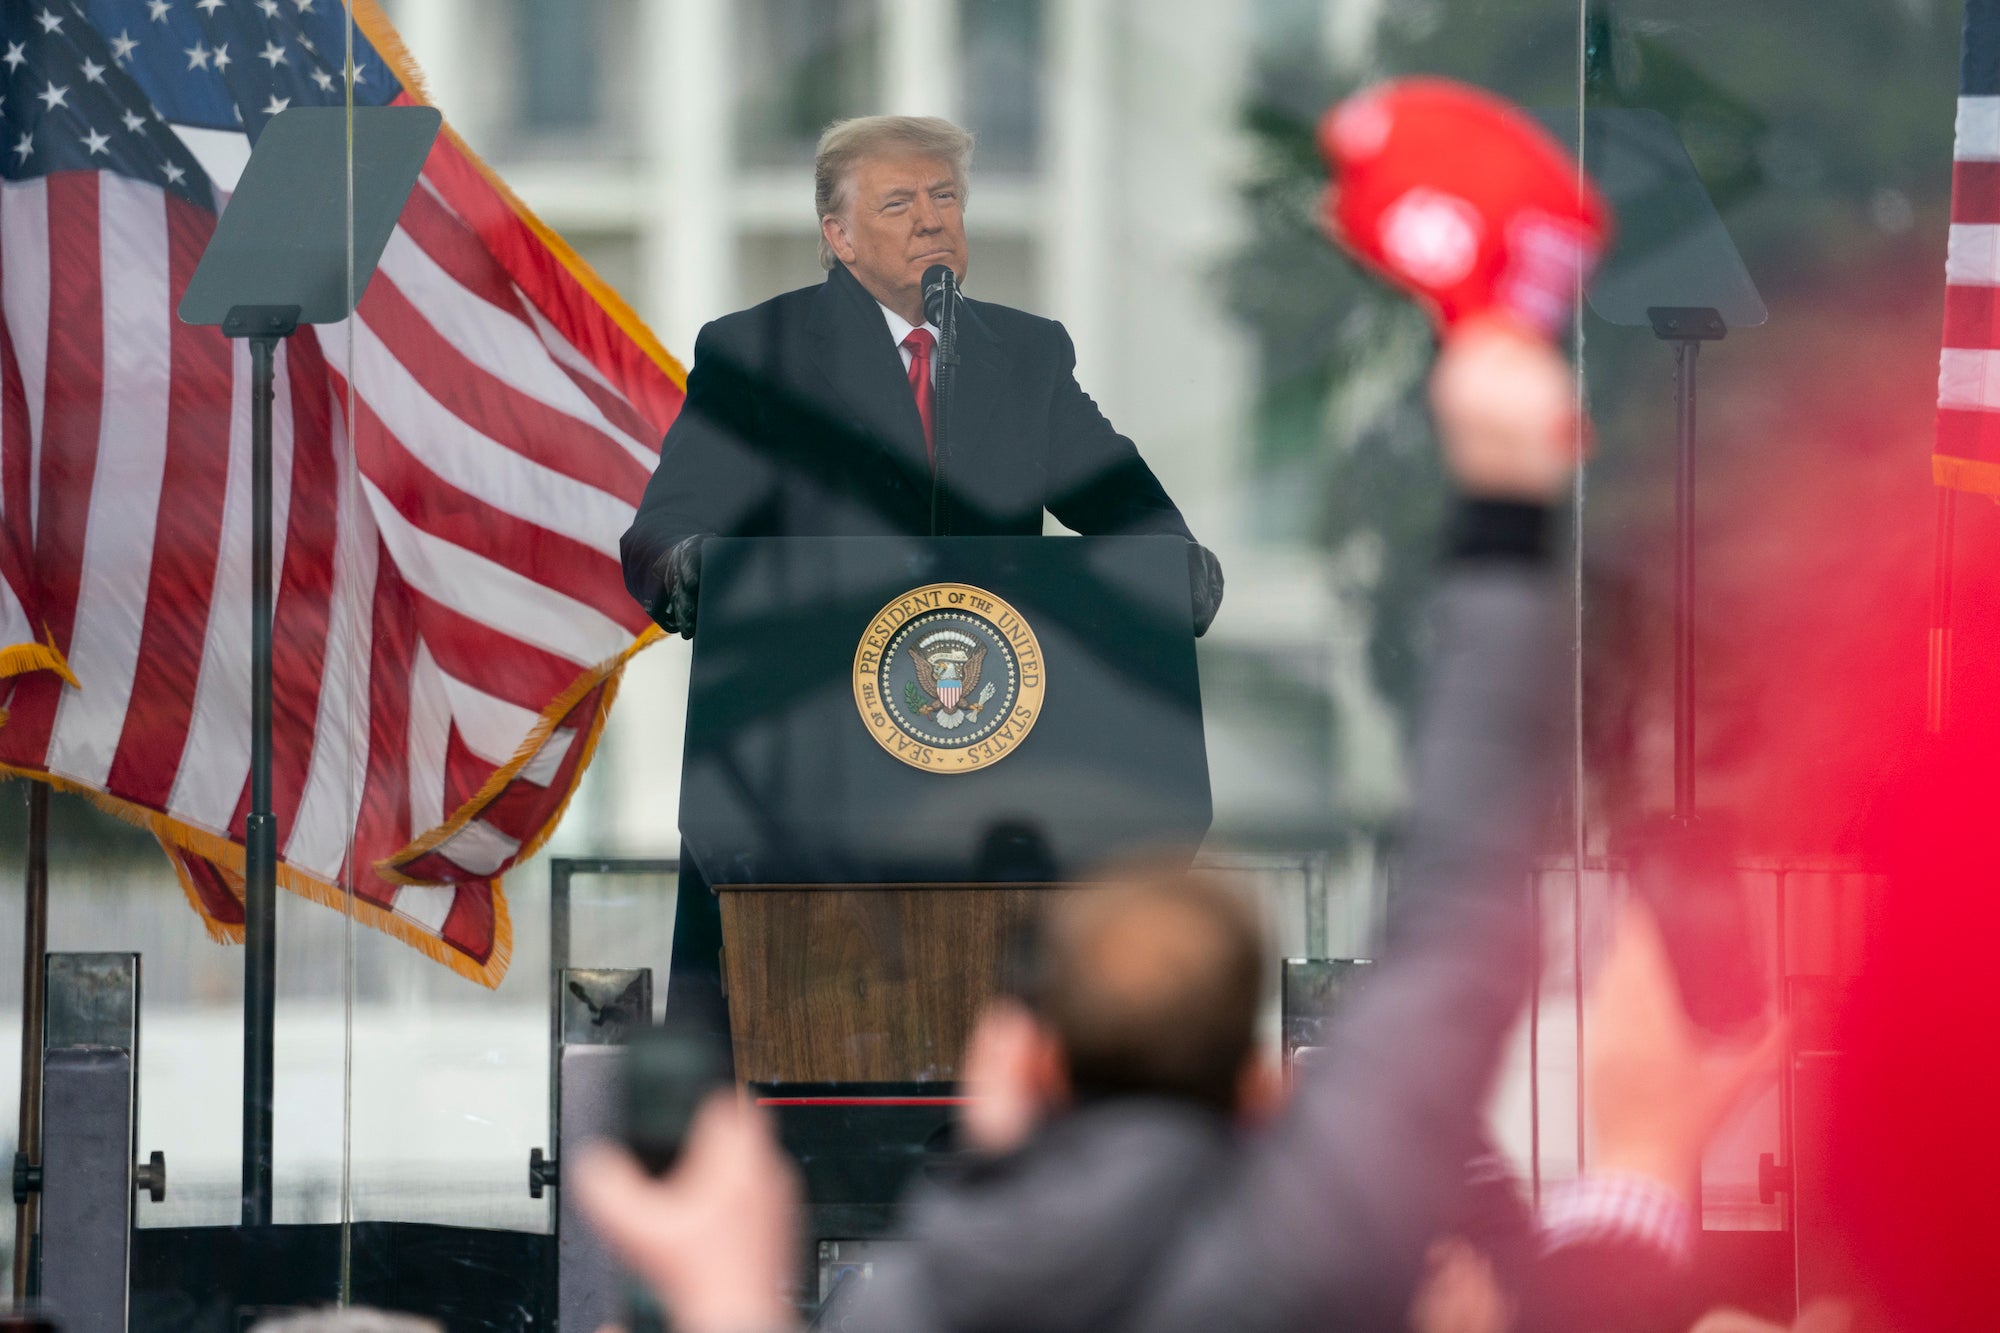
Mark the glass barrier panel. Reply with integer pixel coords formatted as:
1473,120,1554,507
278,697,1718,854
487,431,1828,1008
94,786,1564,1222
1571,0,1960,1248
238,0,1988,1324
334,0,1606,1325
4,0,1971,1321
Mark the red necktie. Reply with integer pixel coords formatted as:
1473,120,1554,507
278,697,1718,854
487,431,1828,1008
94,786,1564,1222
902,326,936,467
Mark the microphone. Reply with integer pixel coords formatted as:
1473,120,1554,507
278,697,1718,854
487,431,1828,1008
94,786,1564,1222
920,263,960,538
922,263,959,328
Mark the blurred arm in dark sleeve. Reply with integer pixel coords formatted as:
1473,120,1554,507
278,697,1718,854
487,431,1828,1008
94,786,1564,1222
1137,321,1579,1333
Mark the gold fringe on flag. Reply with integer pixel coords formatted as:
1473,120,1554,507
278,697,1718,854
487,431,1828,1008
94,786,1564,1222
0,628,80,689
0,762,515,988
375,624,663,884
1934,454,2000,496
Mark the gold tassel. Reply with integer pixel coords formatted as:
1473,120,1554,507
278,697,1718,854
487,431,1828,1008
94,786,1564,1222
0,634,79,688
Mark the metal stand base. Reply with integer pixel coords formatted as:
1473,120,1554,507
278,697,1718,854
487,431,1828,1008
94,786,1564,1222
32,954,165,1333
529,967,653,1333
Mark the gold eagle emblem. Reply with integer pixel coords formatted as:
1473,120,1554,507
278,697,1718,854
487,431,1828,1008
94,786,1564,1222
906,629,990,723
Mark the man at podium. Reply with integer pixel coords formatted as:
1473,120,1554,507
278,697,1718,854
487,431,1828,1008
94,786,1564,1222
618,113,1224,1036
621,113,1221,633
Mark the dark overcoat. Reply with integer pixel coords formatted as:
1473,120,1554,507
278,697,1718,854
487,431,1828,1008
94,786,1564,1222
619,262,1196,613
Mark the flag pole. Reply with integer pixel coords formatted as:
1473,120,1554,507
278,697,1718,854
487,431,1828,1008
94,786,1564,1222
11,783,47,1300
1927,486,1958,734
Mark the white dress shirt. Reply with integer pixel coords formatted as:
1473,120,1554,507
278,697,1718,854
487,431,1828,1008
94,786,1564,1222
878,302,941,385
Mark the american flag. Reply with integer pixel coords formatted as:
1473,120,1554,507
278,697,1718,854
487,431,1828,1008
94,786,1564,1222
0,0,683,984
1939,0,2000,494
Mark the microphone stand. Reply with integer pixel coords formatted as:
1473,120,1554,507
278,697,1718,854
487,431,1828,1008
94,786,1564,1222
927,267,960,536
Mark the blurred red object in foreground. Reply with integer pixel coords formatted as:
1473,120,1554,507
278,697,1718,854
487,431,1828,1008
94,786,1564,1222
1826,726,2000,1330
1317,78,1611,339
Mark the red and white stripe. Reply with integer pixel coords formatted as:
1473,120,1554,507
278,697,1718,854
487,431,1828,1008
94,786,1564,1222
0,103,681,983
1937,93,2000,490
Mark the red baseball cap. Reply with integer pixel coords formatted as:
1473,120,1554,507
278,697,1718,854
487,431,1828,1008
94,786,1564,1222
1318,78,1612,338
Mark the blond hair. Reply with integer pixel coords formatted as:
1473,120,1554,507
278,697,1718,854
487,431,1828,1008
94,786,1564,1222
814,115,975,270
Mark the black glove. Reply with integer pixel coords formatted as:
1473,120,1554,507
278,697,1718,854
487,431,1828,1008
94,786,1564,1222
1187,541,1224,637
647,535,710,640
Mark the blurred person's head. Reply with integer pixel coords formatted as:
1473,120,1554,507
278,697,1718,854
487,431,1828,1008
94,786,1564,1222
1003,867,1268,1117
815,115,974,321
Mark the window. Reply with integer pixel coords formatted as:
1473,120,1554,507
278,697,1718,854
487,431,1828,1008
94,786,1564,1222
963,0,1045,172
737,0,883,167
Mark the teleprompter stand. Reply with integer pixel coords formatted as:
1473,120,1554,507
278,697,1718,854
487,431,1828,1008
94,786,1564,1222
177,105,440,1227
1566,107,1767,821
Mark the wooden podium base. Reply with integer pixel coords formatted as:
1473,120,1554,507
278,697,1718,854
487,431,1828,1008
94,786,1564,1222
717,884,1057,1085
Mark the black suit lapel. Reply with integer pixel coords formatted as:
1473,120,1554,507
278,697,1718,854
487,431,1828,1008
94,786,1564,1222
807,265,933,496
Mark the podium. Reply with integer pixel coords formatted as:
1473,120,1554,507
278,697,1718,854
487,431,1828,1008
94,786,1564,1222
679,536,1213,1084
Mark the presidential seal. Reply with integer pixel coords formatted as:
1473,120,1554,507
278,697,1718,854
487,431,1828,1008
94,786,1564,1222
852,582,1046,773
